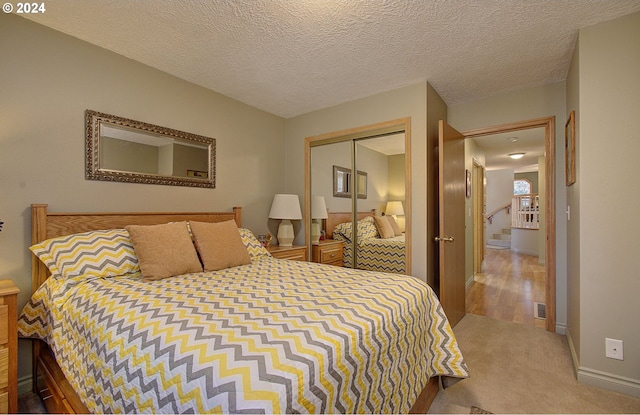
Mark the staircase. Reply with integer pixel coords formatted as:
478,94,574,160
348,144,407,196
487,227,511,250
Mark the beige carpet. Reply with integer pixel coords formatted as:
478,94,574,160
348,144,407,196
428,314,640,414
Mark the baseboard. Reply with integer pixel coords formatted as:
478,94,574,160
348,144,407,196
18,374,33,396
565,327,639,398
577,367,640,398
466,275,475,290
565,327,579,377
555,322,566,335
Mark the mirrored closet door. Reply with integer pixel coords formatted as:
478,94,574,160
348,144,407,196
305,118,411,275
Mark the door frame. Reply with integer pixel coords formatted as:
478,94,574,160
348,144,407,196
472,161,485,275
462,116,556,332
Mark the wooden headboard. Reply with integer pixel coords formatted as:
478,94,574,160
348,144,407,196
30,204,242,294
325,209,376,239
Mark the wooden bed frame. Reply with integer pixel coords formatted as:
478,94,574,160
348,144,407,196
28,203,439,413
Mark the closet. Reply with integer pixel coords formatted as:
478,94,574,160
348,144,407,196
304,118,411,274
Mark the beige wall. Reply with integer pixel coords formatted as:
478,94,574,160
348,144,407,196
464,139,483,285
565,21,582,372
285,83,432,280
537,156,546,265
0,14,286,385
449,82,568,333
571,11,640,396
388,154,406,202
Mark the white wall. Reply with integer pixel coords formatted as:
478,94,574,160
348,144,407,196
485,170,514,239
449,81,568,332
571,11,640,397
511,229,539,256
0,14,286,385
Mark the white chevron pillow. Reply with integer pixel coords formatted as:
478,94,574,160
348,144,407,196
238,228,272,259
30,229,140,279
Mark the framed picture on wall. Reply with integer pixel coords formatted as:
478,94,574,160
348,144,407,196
565,110,576,186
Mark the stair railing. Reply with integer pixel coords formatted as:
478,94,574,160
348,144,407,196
486,203,511,225
512,194,539,229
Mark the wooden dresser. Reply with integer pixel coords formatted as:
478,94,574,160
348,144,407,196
312,240,343,267
0,280,19,414
267,245,307,261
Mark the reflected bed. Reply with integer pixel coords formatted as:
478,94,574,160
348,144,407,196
326,211,406,274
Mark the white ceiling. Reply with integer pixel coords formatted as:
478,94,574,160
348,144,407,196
19,0,640,120
358,133,405,156
472,129,545,172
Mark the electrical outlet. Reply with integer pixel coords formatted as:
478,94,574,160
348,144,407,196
605,338,624,360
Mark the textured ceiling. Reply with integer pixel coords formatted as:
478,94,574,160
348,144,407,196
19,0,640,118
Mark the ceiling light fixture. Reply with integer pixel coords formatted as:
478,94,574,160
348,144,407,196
509,152,525,159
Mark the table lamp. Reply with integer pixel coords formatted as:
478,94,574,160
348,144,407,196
311,196,328,245
269,194,303,247
385,201,405,218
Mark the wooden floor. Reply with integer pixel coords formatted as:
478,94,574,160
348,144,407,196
466,247,546,329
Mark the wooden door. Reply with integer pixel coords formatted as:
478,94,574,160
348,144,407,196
437,120,466,327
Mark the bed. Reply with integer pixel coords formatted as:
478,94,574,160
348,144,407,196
18,204,468,414
326,211,406,274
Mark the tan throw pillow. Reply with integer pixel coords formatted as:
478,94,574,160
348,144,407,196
125,222,203,281
189,220,252,271
373,216,395,239
386,215,402,236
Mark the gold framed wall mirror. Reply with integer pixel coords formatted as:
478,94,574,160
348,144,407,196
85,110,216,188
305,118,412,275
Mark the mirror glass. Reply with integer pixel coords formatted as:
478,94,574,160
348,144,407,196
86,110,216,188
333,165,367,199
308,129,408,274
354,136,406,271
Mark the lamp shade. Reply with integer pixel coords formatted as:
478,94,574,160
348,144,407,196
311,196,328,219
269,194,302,220
385,201,405,216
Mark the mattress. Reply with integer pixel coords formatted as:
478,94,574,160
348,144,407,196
19,256,467,413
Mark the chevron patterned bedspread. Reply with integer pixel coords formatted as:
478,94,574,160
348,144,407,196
341,235,406,274
19,257,468,414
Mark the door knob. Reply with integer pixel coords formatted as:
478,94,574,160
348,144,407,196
434,236,455,243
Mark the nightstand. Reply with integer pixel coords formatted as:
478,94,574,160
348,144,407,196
0,280,19,414
267,245,308,261
312,239,344,267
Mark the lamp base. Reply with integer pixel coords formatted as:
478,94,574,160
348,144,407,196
277,219,295,247
311,219,321,245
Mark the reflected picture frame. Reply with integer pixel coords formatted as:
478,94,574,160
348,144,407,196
565,110,576,186
333,165,367,199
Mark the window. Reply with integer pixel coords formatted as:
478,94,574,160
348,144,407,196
514,179,531,195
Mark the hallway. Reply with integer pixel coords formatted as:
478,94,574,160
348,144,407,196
466,247,546,329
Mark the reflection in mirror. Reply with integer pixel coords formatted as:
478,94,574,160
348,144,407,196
333,165,367,199
86,110,216,188
308,130,408,274
353,137,406,273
